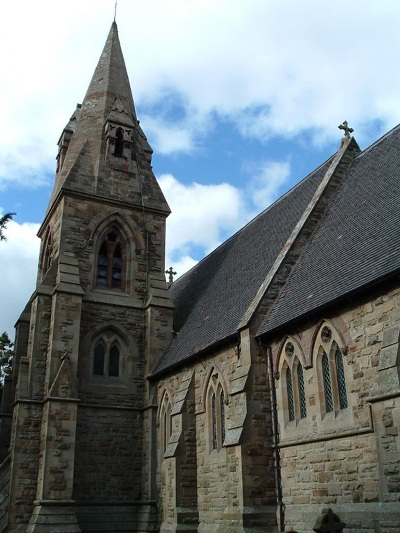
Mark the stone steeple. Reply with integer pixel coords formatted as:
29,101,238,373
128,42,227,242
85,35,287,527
4,22,174,532
48,21,169,218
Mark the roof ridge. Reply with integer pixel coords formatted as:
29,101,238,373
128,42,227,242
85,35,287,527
355,122,400,160
173,151,337,287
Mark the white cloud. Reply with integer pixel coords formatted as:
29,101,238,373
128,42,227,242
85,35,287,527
2,1,400,179
159,173,245,262
0,220,40,338
158,159,291,278
245,160,291,211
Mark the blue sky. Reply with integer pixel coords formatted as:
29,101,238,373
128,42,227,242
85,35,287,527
1,0,400,336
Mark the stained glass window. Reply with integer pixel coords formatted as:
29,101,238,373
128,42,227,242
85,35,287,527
335,347,348,409
297,363,307,419
212,392,217,450
96,230,124,290
322,352,333,413
287,367,295,421
220,390,226,444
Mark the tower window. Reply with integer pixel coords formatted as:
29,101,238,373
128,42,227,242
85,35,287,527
114,127,124,157
93,338,121,378
96,230,125,290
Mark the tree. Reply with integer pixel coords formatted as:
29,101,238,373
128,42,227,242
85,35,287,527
0,212,15,241
0,332,13,383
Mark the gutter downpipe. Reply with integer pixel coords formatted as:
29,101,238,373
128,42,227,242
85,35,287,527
261,340,285,532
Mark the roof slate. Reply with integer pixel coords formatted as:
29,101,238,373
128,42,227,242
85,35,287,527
154,158,332,374
258,124,400,336
155,124,400,376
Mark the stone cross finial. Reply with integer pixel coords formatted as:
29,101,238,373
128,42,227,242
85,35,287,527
338,120,354,138
166,267,177,284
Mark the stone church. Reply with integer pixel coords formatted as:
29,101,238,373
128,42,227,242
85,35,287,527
0,21,399,533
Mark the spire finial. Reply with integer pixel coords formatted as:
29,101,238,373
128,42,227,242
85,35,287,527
114,0,118,23
166,267,177,284
338,120,354,138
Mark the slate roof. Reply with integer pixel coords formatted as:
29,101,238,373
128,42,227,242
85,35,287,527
258,124,400,336
155,124,400,376
154,157,333,374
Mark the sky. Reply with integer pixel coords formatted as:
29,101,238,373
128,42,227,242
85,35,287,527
1,0,400,337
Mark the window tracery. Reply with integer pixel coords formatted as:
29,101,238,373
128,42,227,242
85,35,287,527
96,228,126,290
92,333,122,378
159,391,173,456
315,322,348,415
205,368,227,451
279,338,307,425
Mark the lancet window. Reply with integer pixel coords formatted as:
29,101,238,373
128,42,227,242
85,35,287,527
280,338,307,424
114,127,124,157
96,228,126,290
93,334,121,378
41,228,53,274
315,323,348,414
206,369,227,451
159,391,173,456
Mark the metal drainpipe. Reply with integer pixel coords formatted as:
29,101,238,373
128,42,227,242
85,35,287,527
261,341,285,532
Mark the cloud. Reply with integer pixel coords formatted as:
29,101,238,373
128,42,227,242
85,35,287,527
0,219,40,338
0,153,291,332
159,173,245,263
2,1,400,182
158,158,292,277
245,160,291,211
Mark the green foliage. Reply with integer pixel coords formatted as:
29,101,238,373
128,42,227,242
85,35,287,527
0,212,15,241
0,332,13,383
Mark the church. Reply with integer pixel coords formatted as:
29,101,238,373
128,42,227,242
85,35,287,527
0,21,399,533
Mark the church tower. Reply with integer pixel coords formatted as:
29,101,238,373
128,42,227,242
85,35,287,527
4,22,174,532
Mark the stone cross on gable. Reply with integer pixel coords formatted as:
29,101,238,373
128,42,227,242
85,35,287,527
338,120,354,138
166,266,177,284
313,508,346,533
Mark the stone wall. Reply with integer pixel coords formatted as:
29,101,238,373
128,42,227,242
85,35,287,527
270,281,400,533
157,341,276,532
74,406,142,502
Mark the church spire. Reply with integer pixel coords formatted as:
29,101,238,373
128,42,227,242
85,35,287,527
79,21,137,127
46,22,169,217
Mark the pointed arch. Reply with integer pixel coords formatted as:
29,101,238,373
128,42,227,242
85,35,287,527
96,227,126,290
203,365,228,451
278,337,308,425
91,328,126,380
158,389,173,457
313,321,348,415
114,127,124,157
40,227,53,274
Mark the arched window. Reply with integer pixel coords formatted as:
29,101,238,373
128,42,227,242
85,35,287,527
114,127,124,157
41,228,53,274
96,229,126,290
159,391,173,456
322,352,334,413
286,367,295,422
315,323,348,414
335,347,348,409
92,335,122,378
206,369,227,451
279,339,308,425
297,363,307,419
93,342,105,376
